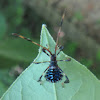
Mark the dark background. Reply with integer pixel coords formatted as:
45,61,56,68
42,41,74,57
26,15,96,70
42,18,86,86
0,0,100,97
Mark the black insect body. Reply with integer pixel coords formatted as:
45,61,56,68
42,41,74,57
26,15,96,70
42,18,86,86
37,48,71,84
45,54,63,83
12,10,71,85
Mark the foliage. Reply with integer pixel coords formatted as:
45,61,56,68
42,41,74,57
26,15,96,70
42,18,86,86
73,11,84,21
64,42,78,57
0,0,100,98
96,50,100,61
0,13,7,40
1,24,100,100
80,58,93,68
0,69,15,98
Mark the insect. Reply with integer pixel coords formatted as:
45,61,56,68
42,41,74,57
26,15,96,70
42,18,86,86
12,10,71,85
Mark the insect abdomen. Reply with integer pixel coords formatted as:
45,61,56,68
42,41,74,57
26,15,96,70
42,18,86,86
45,67,63,83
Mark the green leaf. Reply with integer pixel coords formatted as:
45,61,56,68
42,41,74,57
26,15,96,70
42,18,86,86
1,24,100,100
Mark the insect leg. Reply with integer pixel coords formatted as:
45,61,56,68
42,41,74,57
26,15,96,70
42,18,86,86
57,46,64,55
42,48,50,56
33,58,71,64
58,67,69,83
56,58,71,62
33,61,50,64
12,33,52,55
37,66,49,84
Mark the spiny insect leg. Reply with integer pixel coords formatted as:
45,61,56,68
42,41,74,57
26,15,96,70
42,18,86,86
37,67,49,84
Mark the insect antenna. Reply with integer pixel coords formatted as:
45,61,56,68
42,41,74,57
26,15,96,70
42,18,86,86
55,9,66,54
12,33,52,55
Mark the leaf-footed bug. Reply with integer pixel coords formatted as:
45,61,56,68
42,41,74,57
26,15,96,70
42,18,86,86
12,9,71,86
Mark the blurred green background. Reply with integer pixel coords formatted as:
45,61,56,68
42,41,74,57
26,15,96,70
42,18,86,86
0,0,100,97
